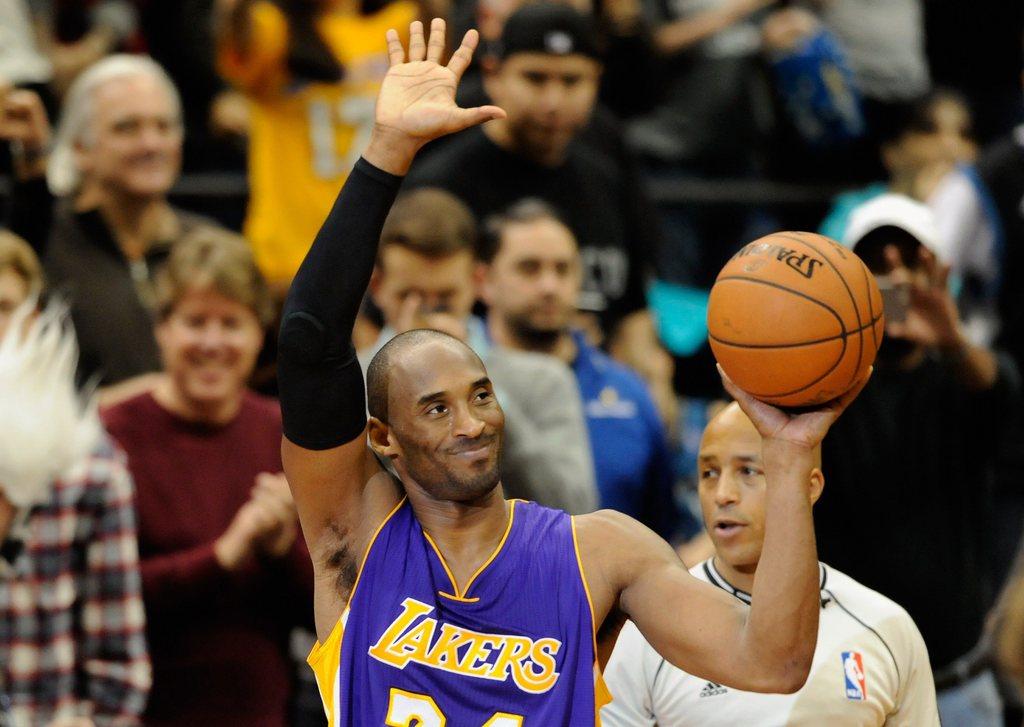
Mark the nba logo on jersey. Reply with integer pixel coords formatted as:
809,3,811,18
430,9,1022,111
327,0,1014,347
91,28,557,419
842,651,867,701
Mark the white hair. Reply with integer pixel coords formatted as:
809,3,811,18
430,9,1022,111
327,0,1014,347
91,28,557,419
0,301,102,508
47,54,182,197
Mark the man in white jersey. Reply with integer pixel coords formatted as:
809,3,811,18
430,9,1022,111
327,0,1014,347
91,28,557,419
602,402,939,726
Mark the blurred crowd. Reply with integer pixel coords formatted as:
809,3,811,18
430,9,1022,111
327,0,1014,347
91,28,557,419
0,0,1022,725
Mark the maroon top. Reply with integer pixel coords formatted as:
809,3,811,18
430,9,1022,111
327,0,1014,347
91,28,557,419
103,391,314,727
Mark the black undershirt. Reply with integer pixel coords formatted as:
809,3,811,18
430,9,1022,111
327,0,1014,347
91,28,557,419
278,158,403,450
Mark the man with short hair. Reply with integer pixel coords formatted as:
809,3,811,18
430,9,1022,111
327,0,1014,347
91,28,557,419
603,402,940,725
477,198,685,538
279,19,875,723
359,186,597,513
405,3,658,343
0,56,219,384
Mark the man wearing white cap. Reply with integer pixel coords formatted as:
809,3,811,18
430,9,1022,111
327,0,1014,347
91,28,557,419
813,192,1020,726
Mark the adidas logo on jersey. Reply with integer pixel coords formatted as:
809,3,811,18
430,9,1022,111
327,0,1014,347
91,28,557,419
699,681,728,698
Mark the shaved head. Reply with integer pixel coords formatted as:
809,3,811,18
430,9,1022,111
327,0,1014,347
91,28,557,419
366,328,484,424
365,328,504,503
704,403,821,468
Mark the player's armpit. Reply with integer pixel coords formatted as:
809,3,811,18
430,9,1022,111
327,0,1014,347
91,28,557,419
576,510,809,694
284,435,403,640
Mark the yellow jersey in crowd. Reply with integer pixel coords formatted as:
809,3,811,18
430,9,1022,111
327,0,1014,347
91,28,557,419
218,0,417,283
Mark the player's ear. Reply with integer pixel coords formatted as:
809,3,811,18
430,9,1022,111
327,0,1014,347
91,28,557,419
809,468,824,505
367,417,398,459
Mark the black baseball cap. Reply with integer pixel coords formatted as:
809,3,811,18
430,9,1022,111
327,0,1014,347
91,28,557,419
497,3,601,61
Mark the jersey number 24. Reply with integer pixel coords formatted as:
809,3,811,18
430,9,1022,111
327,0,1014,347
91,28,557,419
386,688,523,726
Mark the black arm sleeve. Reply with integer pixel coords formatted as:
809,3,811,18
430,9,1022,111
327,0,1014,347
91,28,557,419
278,157,403,450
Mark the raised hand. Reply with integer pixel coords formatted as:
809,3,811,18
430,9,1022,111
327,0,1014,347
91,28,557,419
366,18,505,174
882,244,961,348
0,83,51,179
719,364,871,453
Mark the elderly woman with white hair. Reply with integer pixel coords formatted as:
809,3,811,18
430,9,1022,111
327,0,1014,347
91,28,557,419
0,54,222,385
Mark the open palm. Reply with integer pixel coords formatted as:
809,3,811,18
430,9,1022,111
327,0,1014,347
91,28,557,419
719,364,872,451
376,19,504,145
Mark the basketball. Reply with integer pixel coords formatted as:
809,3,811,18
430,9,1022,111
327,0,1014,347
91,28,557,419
707,231,884,408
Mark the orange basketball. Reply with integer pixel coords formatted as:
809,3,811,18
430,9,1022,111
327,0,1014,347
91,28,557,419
706,231,884,407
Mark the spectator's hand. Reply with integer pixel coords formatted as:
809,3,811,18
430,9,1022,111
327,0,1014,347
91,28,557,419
47,718,95,727
251,472,299,558
393,292,469,342
0,84,51,179
602,0,644,34
761,6,819,53
214,494,282,571
881,244,961,348
210,89,251,138
365,19,505,174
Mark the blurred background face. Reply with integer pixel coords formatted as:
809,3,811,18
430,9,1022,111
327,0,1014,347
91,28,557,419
482,217,581,342
0,267,29,340
883,95,975,175
697,405,768,574
372,247,476,324
486,53,600,162
156,286,263,411
75,73,183,199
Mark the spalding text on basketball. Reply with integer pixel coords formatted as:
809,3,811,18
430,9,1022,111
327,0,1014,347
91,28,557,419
733,242,824,280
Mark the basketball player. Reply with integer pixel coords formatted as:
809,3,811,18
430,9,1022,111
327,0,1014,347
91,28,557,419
278,19,869,724
602,403,939,725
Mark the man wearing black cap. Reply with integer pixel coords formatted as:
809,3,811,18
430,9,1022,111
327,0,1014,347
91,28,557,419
405,2,657,346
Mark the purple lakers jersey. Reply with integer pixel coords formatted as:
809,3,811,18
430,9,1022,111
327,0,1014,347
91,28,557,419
308,497,607,726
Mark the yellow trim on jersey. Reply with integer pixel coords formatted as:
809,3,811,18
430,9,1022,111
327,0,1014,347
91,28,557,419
307,615,344,727
305,496,408,726
571,516,612,725
422,500,518,600
346,495,409,615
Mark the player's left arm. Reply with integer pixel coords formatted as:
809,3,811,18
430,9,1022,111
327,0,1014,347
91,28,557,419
578,368,869,694
578,508,803,693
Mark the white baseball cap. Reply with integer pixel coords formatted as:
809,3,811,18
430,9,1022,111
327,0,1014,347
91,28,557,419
843,193,941,258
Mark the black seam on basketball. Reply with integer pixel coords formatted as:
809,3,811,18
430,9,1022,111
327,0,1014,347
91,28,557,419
860,260,881,353
713,275,848,338
776,233,865,390
710,274,878,399
711,314,880,400
708,314,882,349
739,334,848,399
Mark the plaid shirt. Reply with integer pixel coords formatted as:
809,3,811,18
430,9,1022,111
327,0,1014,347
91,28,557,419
0,438,151,726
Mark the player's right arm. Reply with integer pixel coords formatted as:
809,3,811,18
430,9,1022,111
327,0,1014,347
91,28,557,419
277,19,503,640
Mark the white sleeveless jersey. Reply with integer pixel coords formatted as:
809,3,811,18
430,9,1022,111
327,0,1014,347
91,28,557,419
602,560,939,726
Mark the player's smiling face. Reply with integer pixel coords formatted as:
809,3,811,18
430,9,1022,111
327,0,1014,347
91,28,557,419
156,286,263,412
382,339,505,502
698,404,769,575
